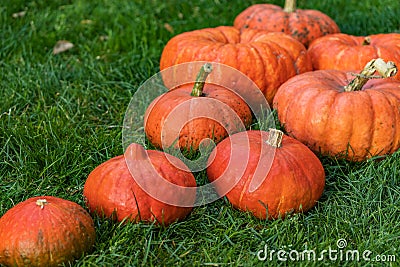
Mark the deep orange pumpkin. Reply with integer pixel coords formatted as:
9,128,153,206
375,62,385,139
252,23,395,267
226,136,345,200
233,0,340,47
159,26,312,104
145,63,252,151
0,196,95,267
83,143,196,225
273,58,400,161
308,33,400,80
206,129,325,220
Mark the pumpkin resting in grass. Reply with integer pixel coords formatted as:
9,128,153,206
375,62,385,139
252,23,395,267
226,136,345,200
159,26,312,104
273,58,400,161
83,143,197,226
308,33,400,80
145,63,252,151
233,0,340,47
0,196,95,267
207,129,325,219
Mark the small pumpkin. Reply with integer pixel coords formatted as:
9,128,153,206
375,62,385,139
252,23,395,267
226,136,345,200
83,143,197,226
308,33,400,80
234,0,340,47
159,26,312,104
145,63,252,151
0,196,95,267
273,58,400,161
207,129,325,220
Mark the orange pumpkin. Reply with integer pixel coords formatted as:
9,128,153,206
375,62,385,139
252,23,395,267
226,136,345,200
145,63,252,151
308,33,400,80
234,0,340,47
207,129,325,219
273,58,400,161
160,26,312,104
0,196,95,267
83,143,196,226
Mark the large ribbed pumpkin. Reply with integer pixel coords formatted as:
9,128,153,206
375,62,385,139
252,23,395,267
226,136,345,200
308,33,400,80
233,0,340,47
160,26,312,104
207,129,325,219
83,143,197,226
0,196,95,267
273,58,400,161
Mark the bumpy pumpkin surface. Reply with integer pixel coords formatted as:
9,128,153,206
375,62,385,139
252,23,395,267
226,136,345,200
83,144,197,225
207,130,325,219
308,33,400,80
0,196,95,267
234,0,340,47
273,59,400,161
160,26,312,104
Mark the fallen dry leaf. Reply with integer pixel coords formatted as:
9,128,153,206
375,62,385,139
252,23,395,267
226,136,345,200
80,19,93,25
164,23,174,33
99,35,109,41
12,11,26,18
53,40,74,55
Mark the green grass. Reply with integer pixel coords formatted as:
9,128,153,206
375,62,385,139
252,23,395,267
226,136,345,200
1,0,399,266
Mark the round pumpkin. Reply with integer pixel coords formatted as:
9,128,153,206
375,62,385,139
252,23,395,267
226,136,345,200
159,26,312,104
144,63,252,151
308,33,400,80
233,0,340,47
0,196,95,267
206,129,325,219
273,58,400,161
83,143,197,226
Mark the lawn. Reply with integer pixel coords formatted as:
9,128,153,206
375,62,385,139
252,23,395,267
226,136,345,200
1,0,399,266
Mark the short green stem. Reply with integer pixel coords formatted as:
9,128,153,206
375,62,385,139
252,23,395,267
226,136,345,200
344,58,397,92
191,63,213,97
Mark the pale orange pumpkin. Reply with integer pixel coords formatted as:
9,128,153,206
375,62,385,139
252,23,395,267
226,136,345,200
308,33,400,80
160,26,312,104
273,58,400,161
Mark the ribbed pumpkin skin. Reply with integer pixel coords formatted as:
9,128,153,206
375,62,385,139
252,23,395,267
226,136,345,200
308,33,400,80
144,83,252,151
206,130,325,219
0,196,95,267
273,70,400,161
160,26,312,104
83,150,196,225
234,4,340,47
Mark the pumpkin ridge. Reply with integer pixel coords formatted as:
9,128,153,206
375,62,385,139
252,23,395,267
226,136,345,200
236,132,263,205
364,90,379,158
367,89,398,156
246,43,267,95
375,87,400,152
308,85,339,151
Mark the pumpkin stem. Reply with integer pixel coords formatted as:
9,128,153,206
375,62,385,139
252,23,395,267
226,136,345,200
191,63,213,97
344,58,397,92
362,36,371,45
36,199,48,209
283,0,297,13
127,143,148,161
266,128,283,148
